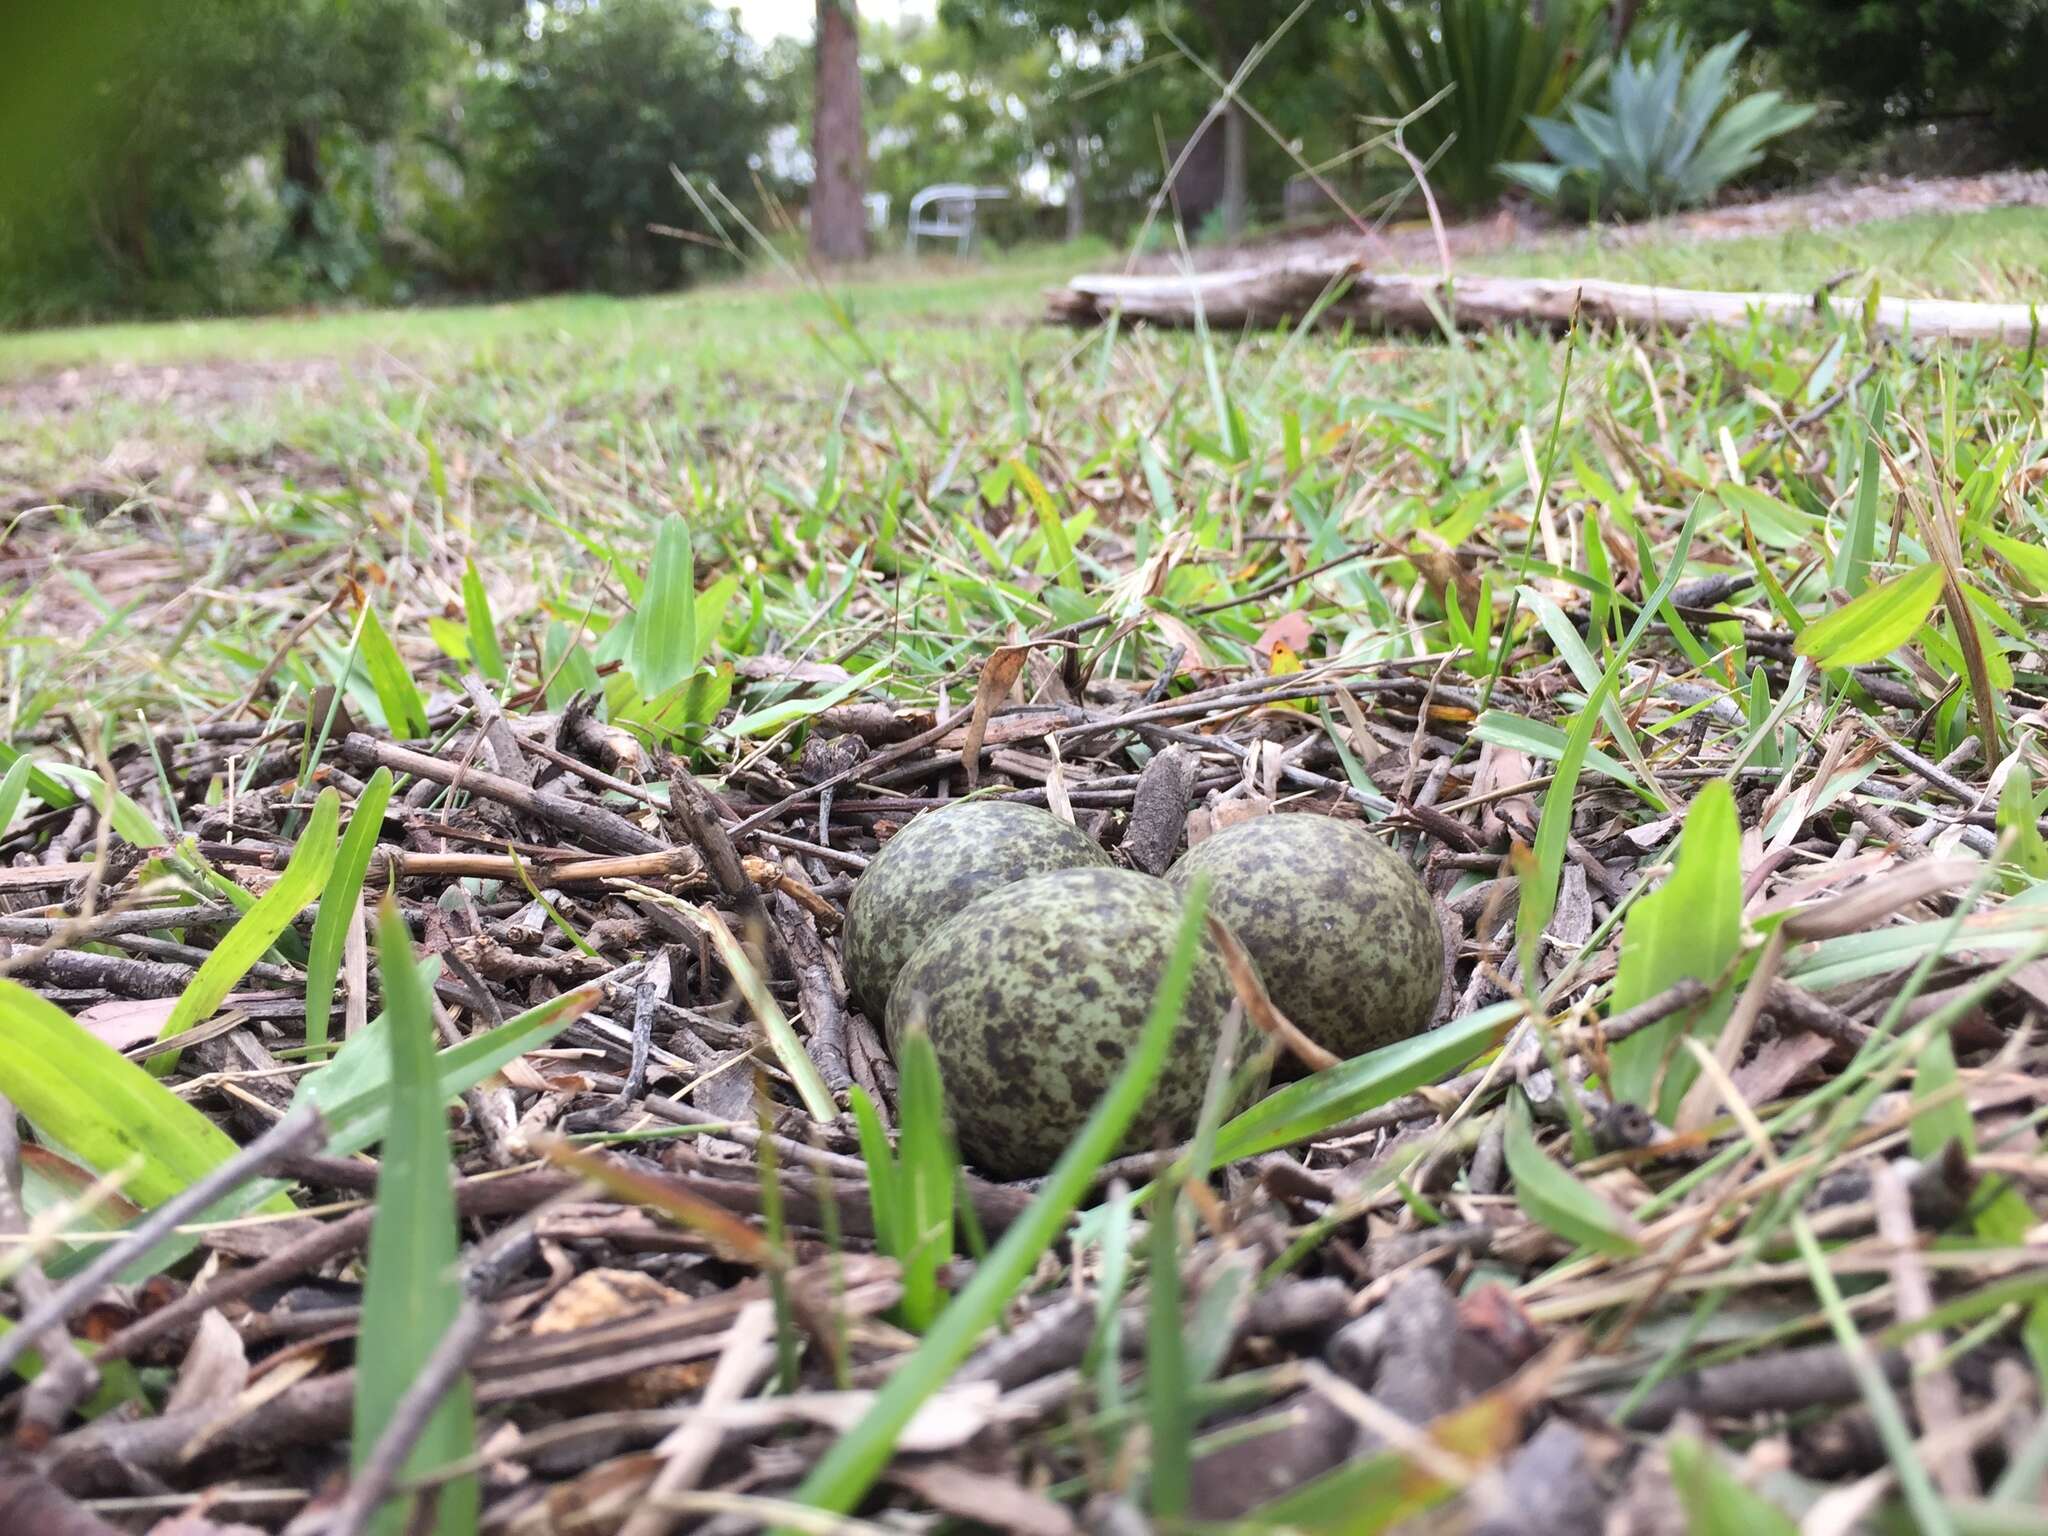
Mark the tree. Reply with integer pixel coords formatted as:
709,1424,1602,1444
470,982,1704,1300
941,0,1335,242
460,0,784,291
811,0,870,262
0,0,438,317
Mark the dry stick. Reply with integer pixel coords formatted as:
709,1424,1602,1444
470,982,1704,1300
96,1169,574,1367
0,901,246,941
337,733,662,855
0,1107,327,1381
1870,1160,1977,1500
618,1299,780,1536
371,847,704,887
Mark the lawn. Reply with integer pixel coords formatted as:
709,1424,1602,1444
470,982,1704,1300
3,205,2048,1532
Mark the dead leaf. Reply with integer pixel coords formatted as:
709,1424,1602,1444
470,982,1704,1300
1150,611,1212,675
960,642,1033,790
532,1270,717,1409
1732,1032,1836,1105
164,1311,248,1418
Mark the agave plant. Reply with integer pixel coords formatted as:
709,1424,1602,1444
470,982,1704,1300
1355,0,1604,212
1501,30,1815,217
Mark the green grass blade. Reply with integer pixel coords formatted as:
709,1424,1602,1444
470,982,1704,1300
39,761,166,847
1519,498,1704,981
0,980,295,1217
1208,1001,1519,1164
1608,779,1741,1119
148,787,341,1074
626,513,697,695
1667,1434,1799,1535
462,558,507,685
354,902,478,1536
1146,1173,1190,1518
0,754,35,836
1504,1093,1640,1257
781,876,1213,1527
304,768,393,1053
894,1021,959,1332
358,603,430,740
1795,564,1944,669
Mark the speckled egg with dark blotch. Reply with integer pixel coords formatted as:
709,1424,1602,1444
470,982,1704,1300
843,800,1111,1018
1167,815,1441,1061
887,867,1234,1179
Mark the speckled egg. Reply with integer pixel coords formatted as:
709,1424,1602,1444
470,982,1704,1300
886,867,1234,1178
1166,815,1441,1061
843,800,1111,1017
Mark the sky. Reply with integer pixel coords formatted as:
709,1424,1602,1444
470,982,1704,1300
729,0,934,42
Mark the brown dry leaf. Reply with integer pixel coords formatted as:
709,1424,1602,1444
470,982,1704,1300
1731,1031,1835,1106
1398,529,1483,615
77,991,290,1051
163,1311,249,1418
1472,744,1537,844
531,1269,687,1334
507,1452,662,1536
1210,792,1274,835
959,642,1033,790
1151,611,1213,675
531,1270,717,1409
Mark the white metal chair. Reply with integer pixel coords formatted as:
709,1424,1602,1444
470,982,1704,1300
905,184,1009,255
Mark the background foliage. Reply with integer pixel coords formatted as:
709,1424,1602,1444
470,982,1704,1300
2,0,2045,324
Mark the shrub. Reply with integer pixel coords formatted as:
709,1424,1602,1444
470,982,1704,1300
1654,0,2048,162
1500,30,1815,217
449,0,790,293
1349,0,1605,211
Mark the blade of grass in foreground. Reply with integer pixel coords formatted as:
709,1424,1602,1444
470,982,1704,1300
354,901,477,1536
780,877,1213,1529
304,767,393,1052
1206,1000,1519,1165
148,787,341,1074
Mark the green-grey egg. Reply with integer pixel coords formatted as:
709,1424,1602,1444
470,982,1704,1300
1167,815,1441,1061
887,867,1233,1178
843,800,1111,1017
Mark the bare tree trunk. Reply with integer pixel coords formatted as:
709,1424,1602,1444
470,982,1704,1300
1220,93,1248,242
1064,121,1087,241
810,0,868,264
283,122,322,245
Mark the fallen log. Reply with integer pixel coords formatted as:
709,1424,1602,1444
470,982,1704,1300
1045,257,2044,343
